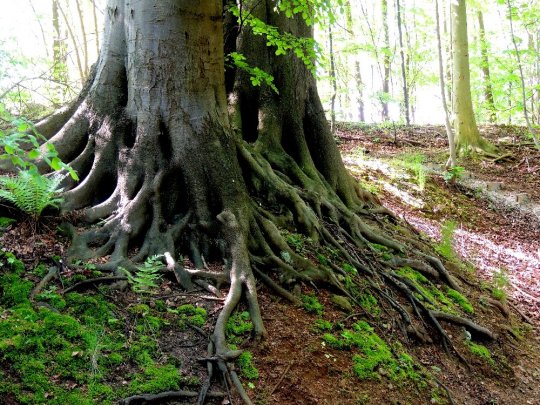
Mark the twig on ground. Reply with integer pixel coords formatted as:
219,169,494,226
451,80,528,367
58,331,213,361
30,266,58,299
269,360,294,396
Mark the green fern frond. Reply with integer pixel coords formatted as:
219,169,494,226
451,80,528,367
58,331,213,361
123,255,164,294
0,171,64,217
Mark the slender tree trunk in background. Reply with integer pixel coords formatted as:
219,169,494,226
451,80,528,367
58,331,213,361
396,0,409,125
477,11,496,123
443,2,453,109
508,81,513,125
91,0,100,56
402,4,415,122
528,33,535,121
57,1,85,83
381,0,390,121
536,31,540,125
28,0,49,58
506,0,540,148
75,0,89,77
354,61,365,122
451,0,492,154
328,25,337,134
52,0,69,102
435,0,456,167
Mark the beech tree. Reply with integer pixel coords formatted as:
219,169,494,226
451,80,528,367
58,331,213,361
35,0,492,401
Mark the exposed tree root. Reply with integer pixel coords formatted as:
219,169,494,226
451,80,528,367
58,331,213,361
119,390,225,405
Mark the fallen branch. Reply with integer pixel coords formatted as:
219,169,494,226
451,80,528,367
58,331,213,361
62,276,128,294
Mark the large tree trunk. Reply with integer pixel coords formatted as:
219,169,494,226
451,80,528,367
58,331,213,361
36,1,490,401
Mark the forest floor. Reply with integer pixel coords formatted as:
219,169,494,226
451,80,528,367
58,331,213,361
0,124,539,404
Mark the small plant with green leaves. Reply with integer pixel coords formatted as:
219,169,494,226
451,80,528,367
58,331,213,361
284,231,308,254
0,105,78,219
122,255,163,294
0,170,64,218
443,166,465,184
0,104,78,179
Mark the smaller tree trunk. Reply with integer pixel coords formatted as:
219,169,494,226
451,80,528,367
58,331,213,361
477,11,496,123
396,0,410,125
435,0,456,167
354,61,366,122
381,0,391,121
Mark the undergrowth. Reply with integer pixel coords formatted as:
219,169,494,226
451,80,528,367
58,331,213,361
0,251,199,404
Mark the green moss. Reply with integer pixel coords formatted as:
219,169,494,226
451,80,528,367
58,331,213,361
446,288,474,314
226,311,253,343
175,304,207,327
323,322,420,383
435,221,457,260
237,351,259,379
396,266,428,284
35,290,66,310
358,293,380,316
0,259,206,404
32,263,48,277
128,363,182,394
342,263,357,275
154,300,167,312
129,303,151,315
313,319,333,331
467,341,494,365
302,294,324,315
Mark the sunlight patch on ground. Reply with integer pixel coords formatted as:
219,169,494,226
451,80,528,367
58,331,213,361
343,153,425,209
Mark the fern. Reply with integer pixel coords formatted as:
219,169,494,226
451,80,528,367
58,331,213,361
122,255,164,294
0,170,64,217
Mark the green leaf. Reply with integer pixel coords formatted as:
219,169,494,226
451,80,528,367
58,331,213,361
50,157,62,171
27,149,40,160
